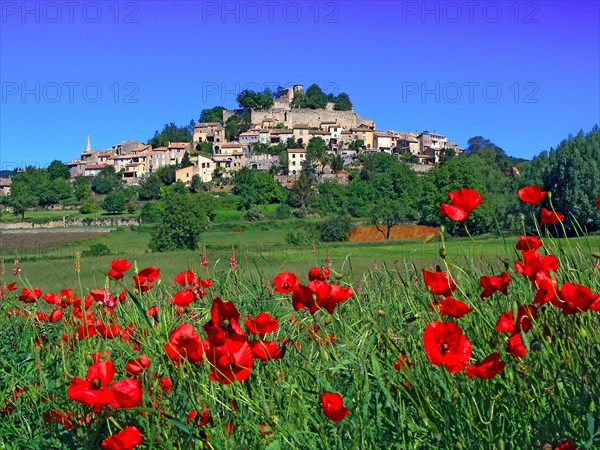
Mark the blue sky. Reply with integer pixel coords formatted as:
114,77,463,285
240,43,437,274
1,0,599,169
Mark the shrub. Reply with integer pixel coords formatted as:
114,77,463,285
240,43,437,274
286,228,318,246
243,206,264,222
140,201,164,224
81,242,111,257
274,204,292,219
317,215,353,242
79,201,96,214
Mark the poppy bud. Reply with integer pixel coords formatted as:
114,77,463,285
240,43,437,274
439,247,447,259
324,315,332,325
378,309,385,316
496,439,505,450
321,348,329,361
440,225,445,234
85,354,93,365
547,191,552,200
520,330,530,353
511,301,519,327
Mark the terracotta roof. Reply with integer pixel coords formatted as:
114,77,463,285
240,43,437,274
239,131,259,136
271,129,293,134
287,148,306,153
293,123,309,129
132,144,152,152
85,164,107,170
373,132,392,137
309,130,329,135
221,143,242,148
153,147,168,152
168,142,189,149
195,122,221,127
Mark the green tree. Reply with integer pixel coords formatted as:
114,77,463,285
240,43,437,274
73,176,91,201
103,190,127,214
288,172,314,209
333,92,353,111
180,151,193,168
138,174,162,200
149,122,192,148
189,174,205,193
156,165,176,186
330,155,344,172
317,215,353,242
306,137,330,175
92,166,121,194
199,106,225,124
196,141,213,157
233,167,285,209
236,88,274,110
290,84,329,109
47,160,70,180
149,190,214,251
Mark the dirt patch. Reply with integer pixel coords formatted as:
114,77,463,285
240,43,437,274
349,225,440,242
0,229,111,255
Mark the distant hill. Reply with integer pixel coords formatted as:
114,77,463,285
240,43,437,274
0,170,13,178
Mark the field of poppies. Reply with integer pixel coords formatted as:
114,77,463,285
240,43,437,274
0,187,599,449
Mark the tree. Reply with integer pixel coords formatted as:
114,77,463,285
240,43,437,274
92,166,121,194
47,160,70,180
288,172,313,209
196,141,213,157
149,122,192,148
333,92,353,111
189,174,205,193
180,151,193,168
199,106,225,124
290,84,328,109
236,88,274,110
9,191,36,220
317,215,353,242
225,115,252,142
306,137,330,175
103,190,127,214
73,176,91,201
330,155,344,172
156,165,176,186
148,190,214,252
233,168,285,209
138,174,162,200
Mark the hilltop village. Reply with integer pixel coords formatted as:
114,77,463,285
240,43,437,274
61,85,462,188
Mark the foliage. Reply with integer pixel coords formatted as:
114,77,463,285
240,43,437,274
236,88,274,110
73,176,91,201
317,214,353,242
290,84,328,109
149,122,192,148
333,92,353,111
148,190,215,251
306,137,330,173
243,206,265,222
225,113,252,142
189,174,206,193
138,174,162,201
179,151,193,168
91,166,121,195
233,168,286,210
198,106,225,124
288,172,314,209
140,201,164,224
80,242,111,256
47,160,70,180
196,141,213,157
286,227,318,245
102,190,127,214
79,200,97,214
274,204,292,219
155,165,176,186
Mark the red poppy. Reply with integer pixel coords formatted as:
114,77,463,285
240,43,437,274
111,378,143,408
318,284,354,314
291,284,318,314
273,272,300,293
515,235,542,251
515,250,558,282
159,376,172,394
553,438,577,450
175,271,196,286
423,321,472,373
89,289,118,308
249,340,281,361
5,282,17,291
422,269,457,297
597,197,600,209
18,287,42,303
188,407,210,427
557,282,599,314
319,392,350,422
203,298,246,346
479,271,511,299
126,355,150,376
533,272,559,306
439,188,484,221
50,308,64,322
95,322,123,339
518,186,547,204
111,259,132,273
245,312,279,336
67,360,115,411
465,352,506,379
393,354,410,371
206,339,254,384
164,324,209,365
101,426,143,450
429,296,473,318
507,332,527,358
172,289,195,307
308,266,330,281
43,292,63,306
495,305,537,334
540,207,564,225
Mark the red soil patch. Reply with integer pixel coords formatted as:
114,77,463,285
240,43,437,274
348,225,440,242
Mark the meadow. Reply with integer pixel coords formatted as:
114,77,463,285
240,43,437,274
0,191,599,450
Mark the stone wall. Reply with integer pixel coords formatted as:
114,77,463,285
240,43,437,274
0,217,140,230
223,108,372,130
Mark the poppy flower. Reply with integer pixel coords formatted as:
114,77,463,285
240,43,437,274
159,376,172,394
111,259,132,273
515,250,558,283
422,269,457,297
518,186,547,204
317,284,354,315
423,321,472,373
273,272,300,293
553,438,577,450
479,271,511,299
533,272,559,306
319,392,350,422
164,324,209,365
597,197,600,209
43,292,63,306
429,296,473,318
465,352,506,379
308,266,330,281
126,355,150,376
175,271,196,286
18,287,42,303
206,339,254,384
495,305,537,334
203,298,246,346
249,340,281,361
188,407,210,427
506,332,527,358
439,188,484,221
557,282,599,314
89,289,118,308
540,207,564,225
515,235,542,251
172,289,195,307
245,312,279,336
5,282,17,291
393,354,410,371
291,284,318,314
101,426,143,450
111,378,143,408
67,360,115,411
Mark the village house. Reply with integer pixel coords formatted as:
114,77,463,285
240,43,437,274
193,122,225,152
175,155,216,184
246,154,279,171
123,162,145,184
149,147,168,173
269,128,294,144
213,142,245,171
84,164,108,177
287,147,306,176
167,142,191,166
0,178,12,196
239,130,260,146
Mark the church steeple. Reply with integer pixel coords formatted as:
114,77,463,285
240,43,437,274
85,133,91,152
